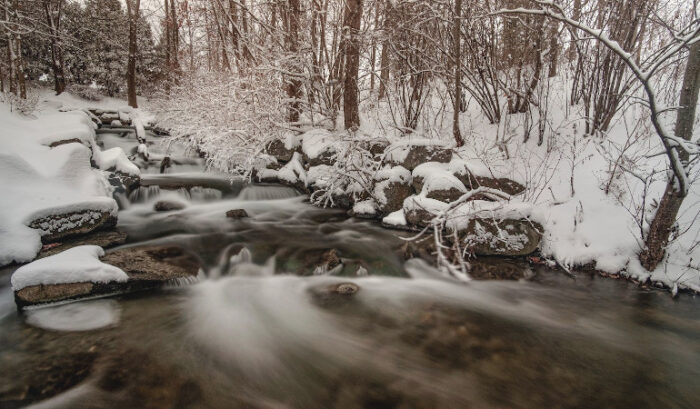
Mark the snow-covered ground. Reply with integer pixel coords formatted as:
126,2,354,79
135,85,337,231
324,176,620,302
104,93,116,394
0,91,145,266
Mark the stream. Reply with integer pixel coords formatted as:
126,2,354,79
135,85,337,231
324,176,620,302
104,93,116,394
0,128,699,409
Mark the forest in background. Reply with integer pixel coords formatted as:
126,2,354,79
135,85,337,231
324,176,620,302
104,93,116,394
2,0,699,285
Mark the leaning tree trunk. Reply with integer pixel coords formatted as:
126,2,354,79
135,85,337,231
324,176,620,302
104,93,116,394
126,0,140,108
342,0,362,130
640,41,700,271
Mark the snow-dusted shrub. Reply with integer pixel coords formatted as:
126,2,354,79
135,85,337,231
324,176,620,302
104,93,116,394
151,71,288,175
67,84,104,102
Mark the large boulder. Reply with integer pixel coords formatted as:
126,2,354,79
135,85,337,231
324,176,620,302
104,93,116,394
29,210,117,244
384,140,453,170
373,166,414,214
459,218,542,256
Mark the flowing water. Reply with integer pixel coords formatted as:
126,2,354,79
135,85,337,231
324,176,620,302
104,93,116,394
0,130,699,409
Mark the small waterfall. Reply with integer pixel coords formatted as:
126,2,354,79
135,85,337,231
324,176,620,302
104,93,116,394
189,186,223,201
237,185,301,201
128,185,161,203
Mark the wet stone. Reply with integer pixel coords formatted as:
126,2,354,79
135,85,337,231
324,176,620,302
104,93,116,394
226,209,249,219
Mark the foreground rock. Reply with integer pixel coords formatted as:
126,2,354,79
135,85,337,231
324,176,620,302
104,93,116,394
14,245,200,308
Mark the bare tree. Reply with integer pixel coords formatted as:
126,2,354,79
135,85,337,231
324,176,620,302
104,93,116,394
343,0,362,130
43,0,66,95
452,0,464,146
126,0,141,108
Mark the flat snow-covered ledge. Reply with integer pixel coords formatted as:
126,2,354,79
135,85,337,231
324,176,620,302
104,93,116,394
11,245,128,291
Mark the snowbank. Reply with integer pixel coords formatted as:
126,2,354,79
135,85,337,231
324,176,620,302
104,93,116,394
11,245,128,291
0,107,119,265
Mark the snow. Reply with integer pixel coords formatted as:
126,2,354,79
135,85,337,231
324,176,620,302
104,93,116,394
301,129,334,159
307,165,334,188
92,147,141,176
403,195,449,215
11,245,128,291
383,209,407,226
353,199,377,216
413,162,467,194
277,152,307,186
0,107,119,266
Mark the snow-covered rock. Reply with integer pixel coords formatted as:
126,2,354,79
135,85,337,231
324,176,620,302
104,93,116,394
384,139,453,170
13,245,201,308
277,152,307,191
265,135,300,163
412,162,468,203
351,199,378,218
450,159,525,196
373,166,413,214
301,129,340,166
460,218,542,256
403,195,448,228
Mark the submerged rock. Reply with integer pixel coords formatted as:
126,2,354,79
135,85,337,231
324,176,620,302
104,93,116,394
153,200,186,212
226,208,249,218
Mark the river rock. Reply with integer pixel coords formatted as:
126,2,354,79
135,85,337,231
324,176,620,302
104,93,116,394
29,210,117,244
226,209,249,218
265,138,297,163
101,245,200,282
403,196,447,228
459,218,542,256
450,160,525,196
374,166,414,214
384,141,453,170
108,171,140,197
14,245,200,308
412,163,468,203
154,200,186,212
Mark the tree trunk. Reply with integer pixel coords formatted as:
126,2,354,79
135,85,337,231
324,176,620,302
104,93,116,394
378,1,390,100
126,0,141,108
286,0,302,123
342,0,362,130
640,41,700,271
44,0,66,95
452,0,464,146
